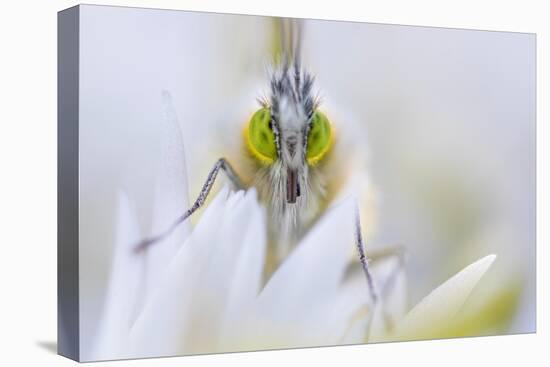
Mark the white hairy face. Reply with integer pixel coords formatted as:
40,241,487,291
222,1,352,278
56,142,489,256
252,65,327,259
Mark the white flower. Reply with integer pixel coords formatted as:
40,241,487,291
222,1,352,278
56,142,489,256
96,187,376,360
91,92,496,361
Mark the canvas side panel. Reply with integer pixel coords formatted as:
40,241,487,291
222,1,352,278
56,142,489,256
58,5,80,362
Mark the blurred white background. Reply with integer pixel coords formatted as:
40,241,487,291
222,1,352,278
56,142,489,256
78,5,535,359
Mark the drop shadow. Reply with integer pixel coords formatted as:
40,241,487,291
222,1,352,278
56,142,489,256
36,340,57,354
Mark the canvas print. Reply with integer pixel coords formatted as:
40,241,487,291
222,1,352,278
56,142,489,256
57,4,536,362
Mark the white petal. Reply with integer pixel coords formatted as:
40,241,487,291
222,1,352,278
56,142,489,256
128,187,229,358
381,265,408,323
249,196,359,348
391,254,496,340
129,187,268,357
182,189,264,352
368,256,408,339
218,189,267,345
143,90,191,298
92,192,144,359
332,274,371,344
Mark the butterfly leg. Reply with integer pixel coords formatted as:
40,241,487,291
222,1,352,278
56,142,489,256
367,245,407,333
354,204,379,304
353,202,408,340
134,158,244,252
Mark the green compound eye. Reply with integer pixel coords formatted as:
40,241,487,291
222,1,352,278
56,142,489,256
306,111,333,165
246,108,277,164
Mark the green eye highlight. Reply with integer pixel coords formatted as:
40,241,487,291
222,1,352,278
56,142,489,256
246,108,277,164
306,111,333,165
